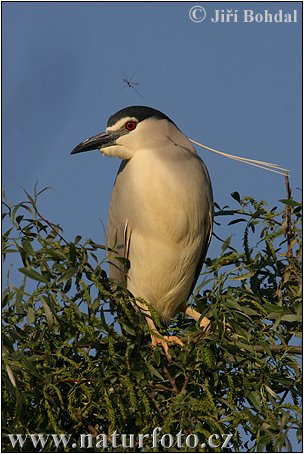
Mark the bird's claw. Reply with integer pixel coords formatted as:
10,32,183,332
198,316,211,332
151,335,184,361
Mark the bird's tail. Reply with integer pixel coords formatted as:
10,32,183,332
189,138,289,176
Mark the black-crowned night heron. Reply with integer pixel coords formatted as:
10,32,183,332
72,106,213,358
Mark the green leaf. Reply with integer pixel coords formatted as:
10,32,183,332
264,384,280,399
247,390,262,411
221,235,232,253
121,322,136,336
15,277,26,314
21,239,35,256
146,362,165,381
231,271,255,281
69,243,77,266
231,191,241,203
22,188,35,206
57,267,77,283
241,306,260,317
40,296,55,328
27,306,35,324
19,267,49,283
281,314,301,323
256,433,276,451
228,218,246,225
36,186,53,197
279,199,302,207
214,210,236,217
90,298,100,313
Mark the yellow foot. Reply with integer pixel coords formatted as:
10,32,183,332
225,323,232,332
198,316,211,332
151,335,184,361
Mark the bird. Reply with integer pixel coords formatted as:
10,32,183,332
71,106,213,359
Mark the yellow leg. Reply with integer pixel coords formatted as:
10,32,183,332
185,307,211,331
185,307,231,333
141,305,184,360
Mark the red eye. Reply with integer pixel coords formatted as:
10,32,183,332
125,120,137,131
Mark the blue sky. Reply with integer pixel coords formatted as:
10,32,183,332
3,1,302,257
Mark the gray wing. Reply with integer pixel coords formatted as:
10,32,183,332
187,208,213,299
107,160,131,282
188,158,214,299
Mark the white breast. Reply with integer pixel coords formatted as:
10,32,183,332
108,141,213,321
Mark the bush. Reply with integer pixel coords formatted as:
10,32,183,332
2,179,302,452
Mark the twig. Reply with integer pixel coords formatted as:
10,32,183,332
212,231,237,252
163,366,180,394
252,345,302,354
284,173,295,270
279,389,290,406
215,209,281,226
151,398,165,420
189,333,302,355
180,377,189,393
31,202,69,245
147,383,177,393
237,210,281,226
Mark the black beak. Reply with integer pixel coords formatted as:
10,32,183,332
71,131,116,155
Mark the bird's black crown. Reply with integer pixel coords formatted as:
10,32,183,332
107,106,175,127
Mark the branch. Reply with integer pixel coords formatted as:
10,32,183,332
31,203,69,245
214,209,281,226
204,335,302,355
284,173,296,270
212,231,237,252
163,366,180,394
181,376,190,393
252,344,302,354
236,209,282,226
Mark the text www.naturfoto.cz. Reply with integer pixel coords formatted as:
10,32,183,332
8,430,233,450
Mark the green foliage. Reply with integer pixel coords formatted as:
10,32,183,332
2,182,302,452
